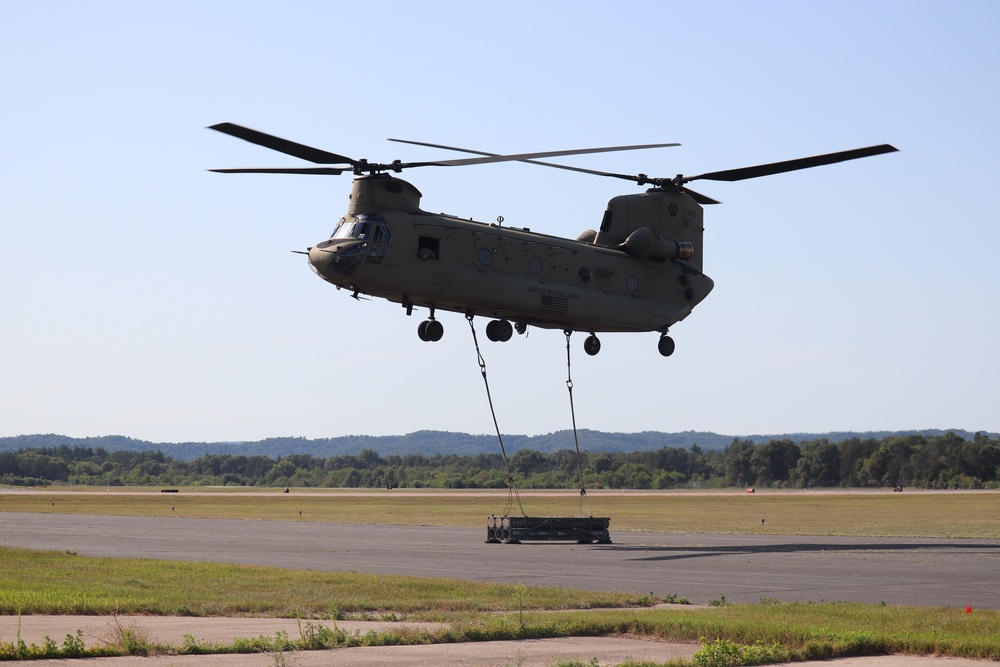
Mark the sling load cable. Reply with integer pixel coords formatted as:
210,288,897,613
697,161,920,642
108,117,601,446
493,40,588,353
563,331,591,518
467,313,525,517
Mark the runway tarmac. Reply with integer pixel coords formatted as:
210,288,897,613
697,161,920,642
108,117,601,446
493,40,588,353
2,511,998,609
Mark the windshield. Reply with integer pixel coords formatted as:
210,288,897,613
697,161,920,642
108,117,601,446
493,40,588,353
331,219,374,240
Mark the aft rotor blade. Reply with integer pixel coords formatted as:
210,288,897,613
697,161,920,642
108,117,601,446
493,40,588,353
388,138,493,155
209,167,350,175
681,187,722,206
684,144,898,183
208,123,357,166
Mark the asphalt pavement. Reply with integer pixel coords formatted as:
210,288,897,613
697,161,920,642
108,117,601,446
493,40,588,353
1,511,997,608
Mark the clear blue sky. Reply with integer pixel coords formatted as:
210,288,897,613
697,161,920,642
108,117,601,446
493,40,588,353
2,1,998,443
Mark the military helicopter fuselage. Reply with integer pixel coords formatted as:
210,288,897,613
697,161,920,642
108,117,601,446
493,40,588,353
307,173,711,352
209,122,896,356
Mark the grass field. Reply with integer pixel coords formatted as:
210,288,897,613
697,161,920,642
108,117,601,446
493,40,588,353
2,487,998,538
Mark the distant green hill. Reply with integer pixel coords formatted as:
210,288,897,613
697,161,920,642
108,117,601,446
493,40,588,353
0,429,992,461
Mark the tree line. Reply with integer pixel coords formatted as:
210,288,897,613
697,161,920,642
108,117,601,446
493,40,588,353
1,432,997,490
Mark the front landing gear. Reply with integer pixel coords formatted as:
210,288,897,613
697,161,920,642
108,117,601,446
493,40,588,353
583,333,601,356
485,319,513,342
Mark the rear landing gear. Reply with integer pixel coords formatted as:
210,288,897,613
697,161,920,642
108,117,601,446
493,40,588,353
658,334,675,357
583,333,601,356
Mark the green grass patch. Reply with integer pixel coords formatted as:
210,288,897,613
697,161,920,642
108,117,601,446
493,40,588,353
0,545,638,617
3,488,999,537
657,602,996,658
504,603,1000,661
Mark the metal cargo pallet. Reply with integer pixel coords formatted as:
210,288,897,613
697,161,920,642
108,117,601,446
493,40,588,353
486,515,611,544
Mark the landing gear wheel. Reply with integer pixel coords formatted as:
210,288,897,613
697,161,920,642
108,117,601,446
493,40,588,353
514,321,527,335
425,319,443,341
418,319,444,342
486,319,513,342
658,335,675,357
584,334,601,356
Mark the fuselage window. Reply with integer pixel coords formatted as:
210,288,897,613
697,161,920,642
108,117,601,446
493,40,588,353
418,236,440,260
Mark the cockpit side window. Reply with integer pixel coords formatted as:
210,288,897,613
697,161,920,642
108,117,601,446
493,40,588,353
372,224,390,245
365,224,392,265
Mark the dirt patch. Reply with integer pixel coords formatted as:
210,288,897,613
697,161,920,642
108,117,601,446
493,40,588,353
2,615,698,666
2,614,443,647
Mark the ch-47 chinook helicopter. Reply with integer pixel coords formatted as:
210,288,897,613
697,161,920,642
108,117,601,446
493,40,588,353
209,123,897,357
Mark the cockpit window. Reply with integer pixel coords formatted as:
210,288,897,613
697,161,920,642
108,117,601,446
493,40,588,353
332,219,374,240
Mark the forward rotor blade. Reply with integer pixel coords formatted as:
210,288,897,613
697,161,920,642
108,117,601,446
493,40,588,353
684,144,898,183
389,138,674,181
209,167,349,175
392,139,679,169
208,123,357,166
389,138,721,202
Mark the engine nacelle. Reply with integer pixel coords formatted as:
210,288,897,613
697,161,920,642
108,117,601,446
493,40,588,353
621,227,694,262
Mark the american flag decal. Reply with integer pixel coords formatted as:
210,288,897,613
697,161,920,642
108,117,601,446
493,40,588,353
540,294,569,315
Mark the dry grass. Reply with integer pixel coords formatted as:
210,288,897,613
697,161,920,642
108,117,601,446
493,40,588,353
2,487,998,538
